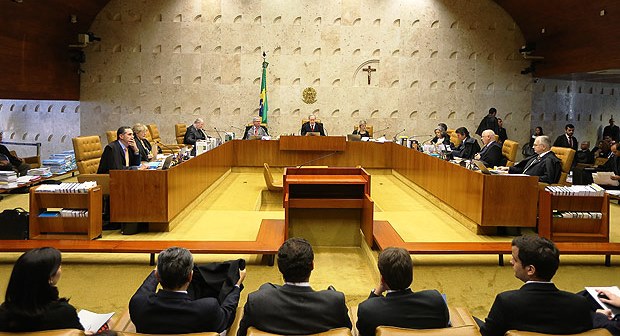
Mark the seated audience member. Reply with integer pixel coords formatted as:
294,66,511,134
237,238,351,336
597,143,620,189
133,123,155,162
479,235,592,336
430,127,453,148
504,135,561,184
497,118,508,143
575,141,594,165
524,126,543,157
593,138,613,159
129,247,246,334
356,247,449,336
475,130,504,167
452,127,481,159
585,288,620,335
301,115,326,136
244,116,269,139
0,247,83,332
353,120,371,137
0,132,30,176
97,126,145,174
184,118,208,155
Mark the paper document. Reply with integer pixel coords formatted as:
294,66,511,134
592,172,619,186
585,286,620,317
78,309,114,332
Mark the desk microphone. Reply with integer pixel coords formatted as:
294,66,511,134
295,151,339,170
373,126,389,137
392,129,406,141
213,127,224,144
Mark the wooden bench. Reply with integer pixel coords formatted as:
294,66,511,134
373,220,620,266
0,219,285,266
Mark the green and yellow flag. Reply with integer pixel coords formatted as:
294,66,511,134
259,56,269,123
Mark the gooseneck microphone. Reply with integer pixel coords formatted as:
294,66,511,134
392,129,406,141
295,151,340,169
213,127,224,144
156,141,178,154
373,126,390,137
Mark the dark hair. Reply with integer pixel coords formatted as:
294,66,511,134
116,126,132,138
4,247,63,318
277,237,314,282
157,247,193,289
378,247,413,290
565,124,575,130
455,127,469,137
534,126,543,136
512,235,559,281
488,108,497,115
437,123,448,132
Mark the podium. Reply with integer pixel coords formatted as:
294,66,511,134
283,167,374,246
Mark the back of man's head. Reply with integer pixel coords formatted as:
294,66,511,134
157,247,194,290
488,108,497,115
277,237,314,283
378,247,413,290
512,235,559,281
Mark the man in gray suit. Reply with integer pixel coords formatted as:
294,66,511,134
237,238,351,336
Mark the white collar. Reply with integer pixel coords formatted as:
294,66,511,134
284,281,311,287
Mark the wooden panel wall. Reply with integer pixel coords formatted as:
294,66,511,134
0,0,109,100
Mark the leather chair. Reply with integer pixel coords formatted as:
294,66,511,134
72,135,109,194
504,329,612,336
146,124,183,153
353,125,374,137
175,123,187,145
263,163,283,191
550,146,576,185
502,140,519,167
447,129,461,147
247,327,352,336
106,130,116,144
375,326,481,336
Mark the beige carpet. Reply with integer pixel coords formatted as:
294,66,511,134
0,169,618,319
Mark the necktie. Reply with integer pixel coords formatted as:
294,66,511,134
254,127,258,136
523,156,540,173
311,124,314,131
124,147,129,167
568,136,573,148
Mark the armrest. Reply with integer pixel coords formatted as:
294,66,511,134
108,308,134,332
448,306,477,328
22,155,41,168
77,174,110,195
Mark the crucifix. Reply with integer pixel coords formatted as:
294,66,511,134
362,65,376,85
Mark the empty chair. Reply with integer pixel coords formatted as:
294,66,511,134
263,163,283,191
175,123,187,145
146,124,183,153
72,135,109,195
105,130,116,144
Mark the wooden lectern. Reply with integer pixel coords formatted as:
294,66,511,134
283,167,374,245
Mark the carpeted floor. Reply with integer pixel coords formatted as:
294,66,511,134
0,168,618,320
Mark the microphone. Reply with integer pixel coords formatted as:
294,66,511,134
230,125,244,132
373,126,389,137
409,134,433,138
392,129,406,142
295,151,339,169
156,141,179,154
213,127,224,144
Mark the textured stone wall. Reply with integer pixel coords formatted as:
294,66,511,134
0,100,80,159
80,0,533,145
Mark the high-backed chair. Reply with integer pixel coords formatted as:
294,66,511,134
146,124,183,153
447,129,461,147
106,130,116,144
0,329,85,336
72,135,109,194
502,139,519,167
247,327,351,336
263,163,283,191
376,325,481,336
550,146,576,185
504,329,612,336
353,125,374,137
175,123,187,145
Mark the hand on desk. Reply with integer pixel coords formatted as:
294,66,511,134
495,166,509,172
474,153,481,160
138,163,148,170
611,175,620,181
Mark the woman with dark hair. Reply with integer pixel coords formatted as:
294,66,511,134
524,126,544,156
0,247,83,332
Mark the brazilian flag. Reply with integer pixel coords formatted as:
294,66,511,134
259,58,269,123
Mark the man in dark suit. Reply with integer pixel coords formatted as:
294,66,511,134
507,135,561,184
597,143,620,189
497,118,508,143
97,126,143,174
301,115,326,136
602,117,619,142
479,235,593,336
452,127,481,160
237,238,351,336
475,107,500,136
553,123,578,151
129,247,246,334
184,118,208,155
356,247,448,336
475,130,504,167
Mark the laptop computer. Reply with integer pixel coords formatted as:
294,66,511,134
160,155,175,170
347,134,362,142
473,160,499,175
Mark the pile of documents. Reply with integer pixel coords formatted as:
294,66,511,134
27,167,52,177
36,181,97,193
545,184,605,196
42,151,77,174
0,171,18,189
